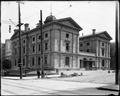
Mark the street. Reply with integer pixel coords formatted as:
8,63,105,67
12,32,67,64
1,76,118,95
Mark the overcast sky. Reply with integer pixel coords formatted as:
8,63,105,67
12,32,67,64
1,1,116,43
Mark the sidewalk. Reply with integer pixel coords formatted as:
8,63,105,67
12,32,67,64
1,74,60,80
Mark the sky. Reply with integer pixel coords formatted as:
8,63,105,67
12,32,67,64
1,1,116,43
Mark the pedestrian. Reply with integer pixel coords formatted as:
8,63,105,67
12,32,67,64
118,70,120,95
37,70,40,78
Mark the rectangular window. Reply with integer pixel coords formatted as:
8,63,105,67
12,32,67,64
102,48,104,56
38,35,41,40
45,43,48,50
65,57,69,66
66,33,69,38
102,42,104,46
86,42,90,46
66,42,70,51
23,58,25,66
80,60,82,68
32,36,35,42
32,45,35,53
38,57,41,65
44,56,47,65
45,33,48,38
38,44,41,51
23,39,25,44
23,46,25,54
32,57,34,66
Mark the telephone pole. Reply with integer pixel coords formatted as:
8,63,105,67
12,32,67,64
17,1,23,79
115,1,119,85
40,10,44,78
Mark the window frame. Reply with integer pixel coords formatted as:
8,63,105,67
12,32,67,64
66,33,69,38
45,42,48,50
66,42,70,52
45,33,48,38
65,57,70,66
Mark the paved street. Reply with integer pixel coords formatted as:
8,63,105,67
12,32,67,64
51,70,116,84
1,76,118,95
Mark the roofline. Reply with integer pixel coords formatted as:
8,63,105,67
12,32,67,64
79,31,112,40
11,17,83,40
56,17,82,30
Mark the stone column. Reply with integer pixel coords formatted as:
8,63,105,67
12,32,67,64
96,58,99,69
76,35,78,53
96,40,98,56
109,43,110,57
108,59,110,70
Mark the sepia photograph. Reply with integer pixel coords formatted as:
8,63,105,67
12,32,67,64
1,0,119,95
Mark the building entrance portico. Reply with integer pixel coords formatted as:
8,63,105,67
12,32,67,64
83,58,95,70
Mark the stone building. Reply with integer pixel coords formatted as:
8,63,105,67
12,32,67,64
79,29,112,70
1,43,5,62
5,39,12,60
11,15,83,70
10,15,112,71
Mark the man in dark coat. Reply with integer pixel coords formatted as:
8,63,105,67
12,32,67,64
37,70,40,78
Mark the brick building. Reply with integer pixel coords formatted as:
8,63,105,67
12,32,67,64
10,15,112,71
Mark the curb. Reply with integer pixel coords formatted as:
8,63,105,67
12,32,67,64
97,87,119,92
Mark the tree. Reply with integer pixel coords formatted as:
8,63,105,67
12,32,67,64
2,59,11,70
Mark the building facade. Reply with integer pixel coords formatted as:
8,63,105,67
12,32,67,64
5,39,12,60
11,15,112,71
79,29,112,70
1,43,5,62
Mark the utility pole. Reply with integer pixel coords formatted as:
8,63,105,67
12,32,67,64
17,1,23,79
40,10,44,78
115,1,119,85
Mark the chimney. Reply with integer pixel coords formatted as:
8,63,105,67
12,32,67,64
92,29,96,35
24,23,29,31
36,20,42,28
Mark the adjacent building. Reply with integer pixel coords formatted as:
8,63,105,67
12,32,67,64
5,39,12,60
1,43,5,64
79,29,112,70
10,15,112,71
